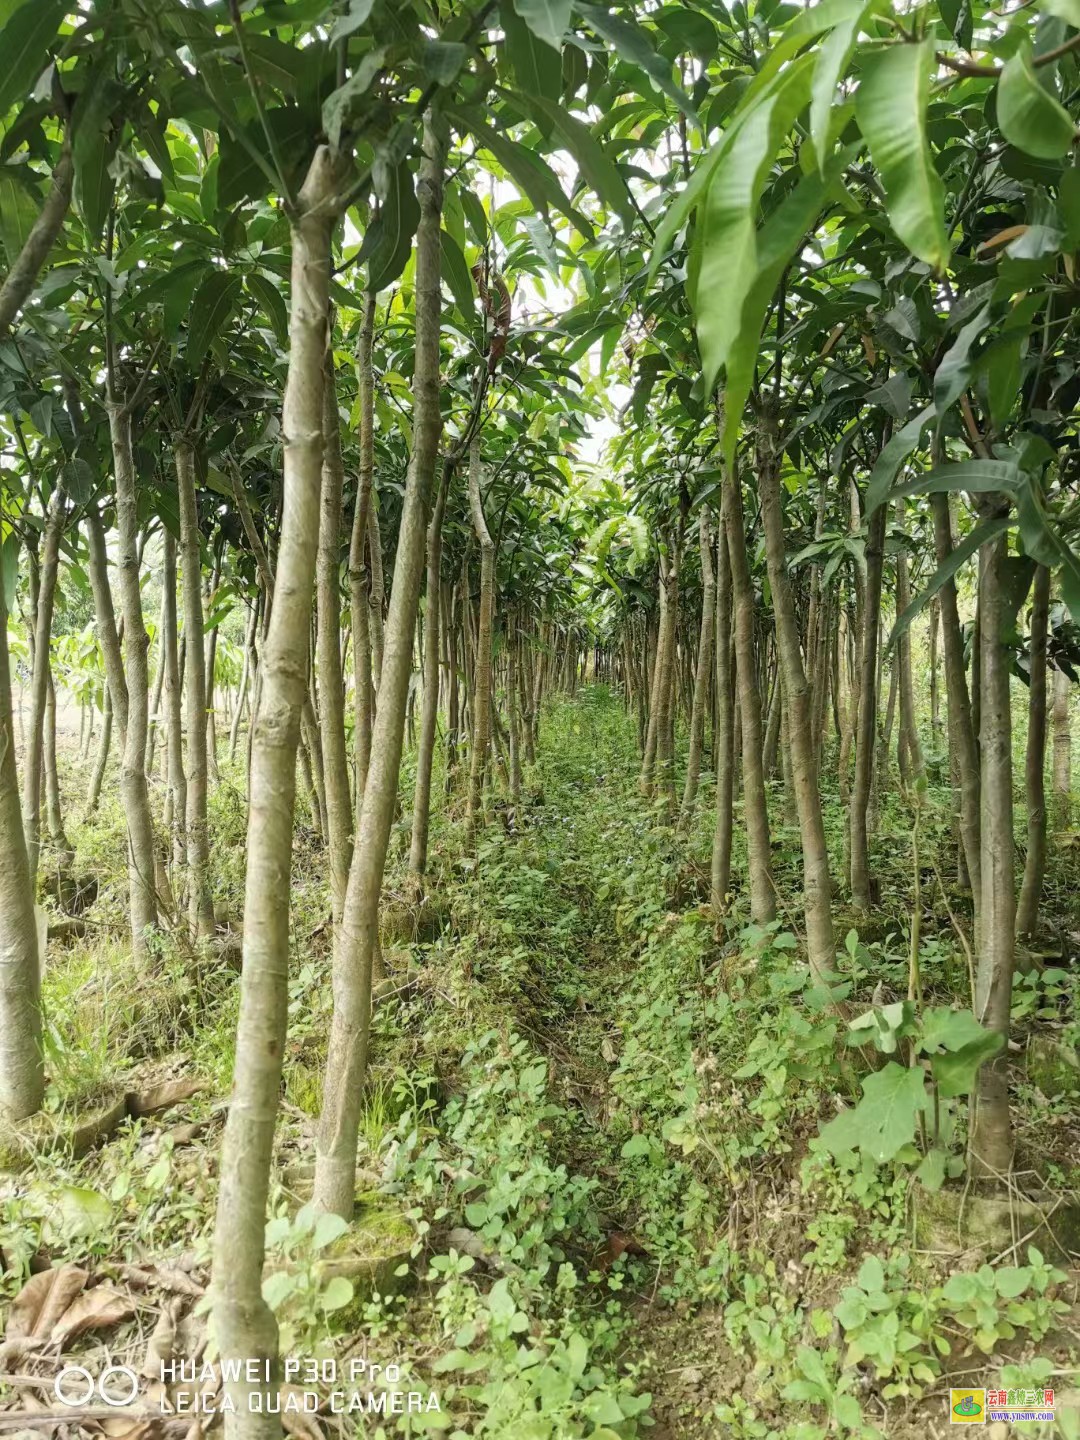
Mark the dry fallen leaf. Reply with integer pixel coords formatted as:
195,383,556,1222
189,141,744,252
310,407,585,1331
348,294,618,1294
6,1266,88,1340
142,1301,179,1380
278,1387,323,1440
51,1285,135,1345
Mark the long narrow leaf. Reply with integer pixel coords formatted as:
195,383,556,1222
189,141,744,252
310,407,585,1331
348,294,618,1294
889,515,1011,646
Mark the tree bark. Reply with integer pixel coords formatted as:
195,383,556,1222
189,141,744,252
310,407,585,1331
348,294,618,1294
176,437,215,939
465,431,495,841
723,468,775,924
969,527,1015,1180
210,146,341,1440
710,520,734,912
0,588,43,1121
108,401,158,959
756,404,834,982
317,350,352,922
409,465,450,878
1016,564,1050,940
313,112,446,1219
850,503,886,909
1052,664,1071,827
21,486,66,885
679,517,716,832
162,531,188,884
0,140,73,338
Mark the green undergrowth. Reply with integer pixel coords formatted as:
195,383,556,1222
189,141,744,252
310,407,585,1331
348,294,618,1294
7,687,1078,1440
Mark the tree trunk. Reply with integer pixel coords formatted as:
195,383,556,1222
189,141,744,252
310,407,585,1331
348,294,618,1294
723,468,775,924
317,350,352,923
756,404,834,983
313,112,446,1219
21,487,66,885
894,501,925,787
108,402,158,959
350,290,377,804
86,687,112,817
465,431,495,841
931,491,980,901
678,517,716,832
710,520,734,912
1052,664,1071,827
43,670,71,870
0,592,43,1121
211,147,341,1439
850,503,886,909
162,531,188,883
1016,564,1050,940
408,465,450,878
0,139,73,338
969,526,1016,1180
176,437,215,939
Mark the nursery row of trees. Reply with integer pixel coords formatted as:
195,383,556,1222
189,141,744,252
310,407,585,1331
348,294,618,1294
2,0,1079,1434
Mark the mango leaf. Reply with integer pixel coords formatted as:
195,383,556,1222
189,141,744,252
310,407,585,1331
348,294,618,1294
998,42,1076,160
517,91,634,223
452,108,593,240
818,1061,929,1163
855,39,949,272
246,271,288,347
889,515,1011,646
720,167,831,464
511,0,572,51
359,160,420,292
502,6,561,104
887,458,1019,506
187,271,241,371
809,0,876,170
322,47,385,153
0,171,39,264
864,403,936,514
74,129,118,245
577,4,702,128
0,0,66,117
440,229,475,320
934,302,992,413
694,58,814,395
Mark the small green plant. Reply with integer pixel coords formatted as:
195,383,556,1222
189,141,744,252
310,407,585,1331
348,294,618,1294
260,1204,357,1353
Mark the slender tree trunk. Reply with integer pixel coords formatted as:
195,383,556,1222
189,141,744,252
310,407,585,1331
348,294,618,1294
1052,664,1071,827
850,504,886,909
108,402,158,959
756,405,834,983
711,521,734,912
679,517,716,832
0,139,73,338
969,526,1015,1180
408,466,449,878
367,503,385,691
639,570,668,797
506,616,523,804
21,487,66,885
465,432,495,840
211,147,341,1440
313,112,446,1219
86,687,112,817
175,437,215,939
0,591,43,1121
317,350,352,923
1017,564,1050,940
931,491,980,902
162,532,188,884
350,290,377,805
229,601,257,762
723,469,775,924
43,671,71,869
894,502,925,786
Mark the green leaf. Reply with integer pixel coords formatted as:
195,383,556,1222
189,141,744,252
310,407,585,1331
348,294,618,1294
890,516,1011,645
577,4,701,128
186,271,241,371
919,1006,997,1054
694,60,815,396
887,459,1019,507
855,39,949,271
359,160,420,292
0,0,66,118
0,171,39,265
246,272,288,347
55,1184,112,1236
817,1061,929,1163
516,91,634,223
502,6,561,104
321,1284,355,1319
313,1211,350,1250
457,108,594,239
865,403,935,513
322,47,385,154
916,1147,947,1191
440,229,475,321
159,261,210,340
510,0,572,51
998,42,1076,160
810,0,875,170
934,303,992,414
720,166,831,464
931,1031,1003,1098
